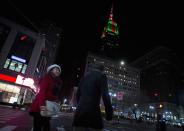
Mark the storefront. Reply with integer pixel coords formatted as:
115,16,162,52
0,81,36,104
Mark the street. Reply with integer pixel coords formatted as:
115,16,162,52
0,106,183,131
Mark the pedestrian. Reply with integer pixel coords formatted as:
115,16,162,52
19,97,23,109
29,64,62,131
156,114,167,131
72,64,113,131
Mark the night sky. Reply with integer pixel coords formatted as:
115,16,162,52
1,0,183,60
1,0,184,95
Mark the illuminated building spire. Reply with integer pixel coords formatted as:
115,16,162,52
100,2,119,56
101,3,119,39
109,4,114,21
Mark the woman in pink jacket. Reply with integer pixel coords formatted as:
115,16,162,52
29,64,62,131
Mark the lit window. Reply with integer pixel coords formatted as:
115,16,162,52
4,59,10,68
7,59,25,73
0,82,6,90
9,60,17,71
21,64,27,74
14,62,23,72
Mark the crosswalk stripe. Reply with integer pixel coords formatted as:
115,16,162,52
0,125,16,131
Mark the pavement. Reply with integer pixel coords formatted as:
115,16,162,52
0,105,70,131
0,105,183,131
0,105,32,131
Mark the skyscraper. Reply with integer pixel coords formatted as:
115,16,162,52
130,46,182,104
85,52,140,112
100,4,119,59
130,46,184,120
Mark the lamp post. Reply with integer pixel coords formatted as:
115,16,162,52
120,61,125,66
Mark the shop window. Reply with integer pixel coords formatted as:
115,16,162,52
9,60,17,71
5,84,14,92
0,82,7,90
4,58,10,68
21,64,27,74
12,86,20,94
3,58,27,74
14,62,23,72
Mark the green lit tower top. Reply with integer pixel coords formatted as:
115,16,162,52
100,4,120,58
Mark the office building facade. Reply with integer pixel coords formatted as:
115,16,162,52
85,53,140,112
130,46,184,121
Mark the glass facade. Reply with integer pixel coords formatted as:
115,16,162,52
4,58,27,74
85,54,140,109
3,32,36,74
0,82,35,104
8,32,36,64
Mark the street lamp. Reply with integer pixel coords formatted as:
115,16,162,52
159,104,163,108
149,105,154,110
120,61,125,66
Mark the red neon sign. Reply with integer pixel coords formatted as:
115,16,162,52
0,74,16,83
20,35,28,41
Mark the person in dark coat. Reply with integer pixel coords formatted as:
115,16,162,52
72,64,113,131
156,114,167,131
182,123,184,131
29,64,62,131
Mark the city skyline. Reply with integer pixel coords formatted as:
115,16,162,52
1,1,184,122
1,0,184,87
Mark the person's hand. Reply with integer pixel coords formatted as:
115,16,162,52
40,106,46,111
40,106,47,116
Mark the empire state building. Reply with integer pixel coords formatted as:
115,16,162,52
100,4,120,59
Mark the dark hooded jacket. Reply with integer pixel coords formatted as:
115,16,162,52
72,69,113,129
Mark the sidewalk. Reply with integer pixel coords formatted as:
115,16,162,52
0,103,27,111
0,104,13,108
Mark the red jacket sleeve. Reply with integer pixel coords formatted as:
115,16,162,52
38,76,50,106
38,74,61,107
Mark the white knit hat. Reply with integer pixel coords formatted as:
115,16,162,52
47,64,61,73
